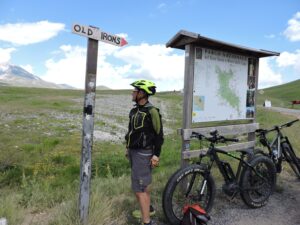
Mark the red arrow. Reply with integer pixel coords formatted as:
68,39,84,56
121,38,128,46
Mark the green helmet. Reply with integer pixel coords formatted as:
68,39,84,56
130,79,156,95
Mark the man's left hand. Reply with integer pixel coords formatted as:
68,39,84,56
150,155,159,168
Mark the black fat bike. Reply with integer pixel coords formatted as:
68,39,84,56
162,130,276,225
255,119,300,179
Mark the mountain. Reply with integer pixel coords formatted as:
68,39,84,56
96,85,111,90
0,63,74,89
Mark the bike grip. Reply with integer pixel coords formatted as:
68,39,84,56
288,119,299,126
256,128,266,133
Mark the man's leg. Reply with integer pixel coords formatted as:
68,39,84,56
135,186,151,224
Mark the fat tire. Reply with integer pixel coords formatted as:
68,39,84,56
254,148,282,174
240,155,276,208
282,143,300,179
162,164,215,225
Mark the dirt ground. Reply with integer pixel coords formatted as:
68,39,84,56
208,172,300,225
152,170,300,225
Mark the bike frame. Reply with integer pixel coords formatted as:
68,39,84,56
268,128,282,158
200,143,253,184
262,126,295,160
258,119,299,156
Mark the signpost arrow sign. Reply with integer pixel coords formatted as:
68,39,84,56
72,23,128,47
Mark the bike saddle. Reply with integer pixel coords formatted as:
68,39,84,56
210,130,218,136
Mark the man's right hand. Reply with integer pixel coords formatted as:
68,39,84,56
125,148,129,159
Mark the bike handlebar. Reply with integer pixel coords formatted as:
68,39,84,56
255,119,299,135
191,131,239,143
283,119,299,128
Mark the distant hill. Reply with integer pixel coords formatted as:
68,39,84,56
0,63,75,89
258,79,300,108
97,85,111,90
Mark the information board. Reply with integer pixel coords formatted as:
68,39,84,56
192,47,254,122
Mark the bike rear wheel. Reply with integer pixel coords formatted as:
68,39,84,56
240,155,276,208
282,143,300,178
162,164,215,225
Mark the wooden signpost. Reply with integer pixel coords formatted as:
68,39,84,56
72,23,127,224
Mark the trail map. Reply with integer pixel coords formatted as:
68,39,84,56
192,48,248,122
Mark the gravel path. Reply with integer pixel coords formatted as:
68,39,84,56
264,106,300,119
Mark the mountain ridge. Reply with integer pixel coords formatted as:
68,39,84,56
0,63,75,89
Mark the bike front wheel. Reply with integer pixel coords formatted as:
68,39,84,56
162,164,215,225
282,142,300,178
240,155,276,208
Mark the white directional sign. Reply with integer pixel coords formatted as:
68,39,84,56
72,23,128,47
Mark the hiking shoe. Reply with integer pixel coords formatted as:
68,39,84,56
132,205,156,219
141,220,158,225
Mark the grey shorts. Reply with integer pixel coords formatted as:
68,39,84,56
129,149,153,192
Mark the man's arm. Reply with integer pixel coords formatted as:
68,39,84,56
125,111,132,146
149,107,164,157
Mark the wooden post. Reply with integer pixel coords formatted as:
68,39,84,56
79,38,98,224
181,44,195,168
248,58,259,143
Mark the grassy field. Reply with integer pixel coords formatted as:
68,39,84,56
0,85,299,225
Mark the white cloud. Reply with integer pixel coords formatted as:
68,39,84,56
20,64,34,74
0,47,16,64
284,12,300,41
42,42,184,91
114,43,184,90
258,58,283,88
0,21,65,45
157,3,167,13
42,45,86,88
264,34,275,39
276,50,300,72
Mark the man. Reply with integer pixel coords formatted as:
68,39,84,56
125,80,164,225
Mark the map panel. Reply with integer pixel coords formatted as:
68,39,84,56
192,48,248,122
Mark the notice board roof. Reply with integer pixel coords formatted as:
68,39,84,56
166,30,280,58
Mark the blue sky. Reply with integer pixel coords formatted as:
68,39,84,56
0,0,299,90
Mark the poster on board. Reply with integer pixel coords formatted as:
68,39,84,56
192,47,251,123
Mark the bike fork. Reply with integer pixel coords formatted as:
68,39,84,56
184,169,209,198
200,179,208,195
